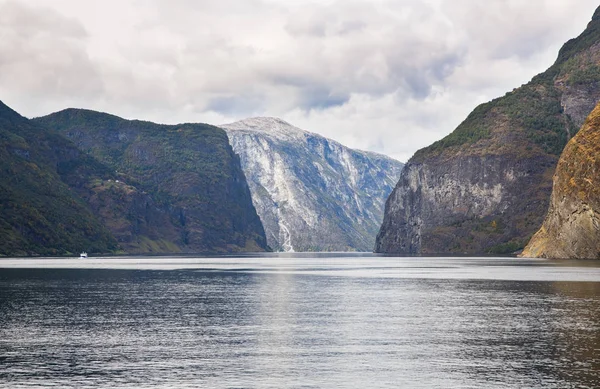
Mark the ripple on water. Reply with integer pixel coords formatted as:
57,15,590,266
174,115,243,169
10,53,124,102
0,257,600,388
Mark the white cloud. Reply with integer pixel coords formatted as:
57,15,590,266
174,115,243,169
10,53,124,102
1,0,598,161
0,1,102,104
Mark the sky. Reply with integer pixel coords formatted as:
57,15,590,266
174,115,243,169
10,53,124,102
0,0,598,162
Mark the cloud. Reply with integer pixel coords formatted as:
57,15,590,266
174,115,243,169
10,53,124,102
2,0,599,161
0,1,102,103
120,0,468,115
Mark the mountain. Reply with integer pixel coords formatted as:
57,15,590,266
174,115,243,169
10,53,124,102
0,100,118,256
221,117,403,252
376,6,600,255
522,102,600,259
33,109,268,253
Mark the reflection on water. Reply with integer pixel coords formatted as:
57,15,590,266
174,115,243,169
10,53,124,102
1,256,600,388
550,282,600,386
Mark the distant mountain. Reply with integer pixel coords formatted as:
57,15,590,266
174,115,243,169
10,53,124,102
522,102,600,259
0,100,117,256
376,6,600,255
221,117,403,252
34,109,268,254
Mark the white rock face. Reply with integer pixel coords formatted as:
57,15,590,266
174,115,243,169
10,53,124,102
221,117,404,252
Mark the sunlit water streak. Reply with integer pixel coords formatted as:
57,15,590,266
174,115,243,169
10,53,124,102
1,254,600,388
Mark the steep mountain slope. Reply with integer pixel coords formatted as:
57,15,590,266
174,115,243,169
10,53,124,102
376,6,600,255
522,102,600,259
34,109,268,253
0,100,117,256
221,117,403,252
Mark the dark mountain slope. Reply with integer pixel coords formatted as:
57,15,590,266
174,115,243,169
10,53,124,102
34,109,268,253
0,101,117,256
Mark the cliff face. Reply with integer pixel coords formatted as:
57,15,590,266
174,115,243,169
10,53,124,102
522,102,600,259
34,109,268,253
376,7,600,255
0,100,118,256
377,154,556,254
222,117,403,252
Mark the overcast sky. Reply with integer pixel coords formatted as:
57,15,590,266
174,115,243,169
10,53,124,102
0,0,598,161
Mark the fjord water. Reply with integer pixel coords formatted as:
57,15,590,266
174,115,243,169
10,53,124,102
1,255,600,388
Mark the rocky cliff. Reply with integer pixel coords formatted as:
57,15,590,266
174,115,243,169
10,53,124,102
34,109,268,254
522,102,600,259
376,6,600,255
221,117,403,252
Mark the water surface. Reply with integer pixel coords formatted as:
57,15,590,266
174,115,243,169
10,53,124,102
1,255,600,388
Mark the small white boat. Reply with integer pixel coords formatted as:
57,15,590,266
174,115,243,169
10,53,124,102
79,252,88,258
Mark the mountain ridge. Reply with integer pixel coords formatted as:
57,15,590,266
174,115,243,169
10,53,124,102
224,116,399,161
221,118,403,252
33,108,269,254
0,100,118,256
376,5,600,255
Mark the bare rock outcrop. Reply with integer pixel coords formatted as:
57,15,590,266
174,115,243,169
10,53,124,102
522,102,600,259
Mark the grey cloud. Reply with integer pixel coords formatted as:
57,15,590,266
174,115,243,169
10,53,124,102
205,94,267,116
0,1,102,100
0,0,86,38
136,0,465,113
296,86,349,110
442,1,590,61
2,0,600,162
284,4,368,37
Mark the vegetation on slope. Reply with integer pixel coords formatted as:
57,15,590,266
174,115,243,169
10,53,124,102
523,101,600,258
379,6,600,255
34,109,267,253
0,101,117,256
418,80,574,159
415,7,600,160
